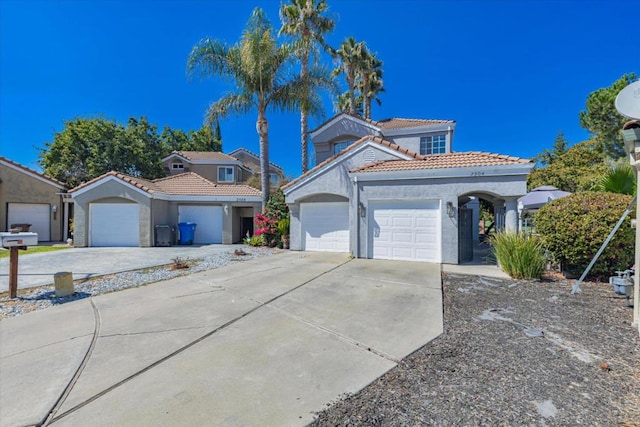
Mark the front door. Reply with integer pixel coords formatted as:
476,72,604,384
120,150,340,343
458,207,473,263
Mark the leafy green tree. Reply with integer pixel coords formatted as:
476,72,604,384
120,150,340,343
160,122,222,153
535,131,569,166
279,0,335,173
40,116,166,188
579,72,637,159
528,141,608,192
187,8,331,210
596,162,637,195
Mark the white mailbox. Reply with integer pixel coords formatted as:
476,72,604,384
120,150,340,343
0,232,38,248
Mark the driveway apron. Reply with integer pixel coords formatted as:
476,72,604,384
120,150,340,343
0,251,443,427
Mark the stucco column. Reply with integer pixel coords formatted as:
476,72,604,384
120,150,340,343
467,198,480,241
288,204,301,251
504,198,518,233
222,204,232,244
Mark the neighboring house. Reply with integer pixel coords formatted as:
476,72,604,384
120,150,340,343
0,156,70,242
70,172,261,247
227,147,286,187
162,151,249,184
282,113,533,264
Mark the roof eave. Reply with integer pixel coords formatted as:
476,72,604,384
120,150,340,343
351,163,534,181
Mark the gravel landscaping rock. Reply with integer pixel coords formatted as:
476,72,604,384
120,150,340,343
311,273,640,426
0,246,277,319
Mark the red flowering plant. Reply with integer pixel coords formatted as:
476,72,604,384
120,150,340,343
254,211,278,246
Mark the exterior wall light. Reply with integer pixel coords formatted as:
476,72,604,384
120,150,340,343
358,202,366,218
447,201,454,217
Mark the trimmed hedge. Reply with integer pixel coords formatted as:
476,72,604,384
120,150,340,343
534,192,635,276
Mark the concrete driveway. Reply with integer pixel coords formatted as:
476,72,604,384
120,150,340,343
0,251,443,427
0,245,239,292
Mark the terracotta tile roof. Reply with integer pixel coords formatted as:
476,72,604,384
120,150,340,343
0,156,67,188
227,147,284,173
350,152,533,173
170,151,238,162
309,112,454,133
69,171,162,193
282,135,424,190
369,117,455,130
153,173,260,196
70,171,260,197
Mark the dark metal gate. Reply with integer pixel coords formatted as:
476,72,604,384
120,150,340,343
458,207,474,263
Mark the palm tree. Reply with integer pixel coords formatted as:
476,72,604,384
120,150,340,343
187,8,324,210
331,37,365,115
596,163,637,195
279,0,335,173
357,48,384,119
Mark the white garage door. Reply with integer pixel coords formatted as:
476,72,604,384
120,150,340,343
301,202,349,252
7,203,50,241
178,205,223,244
90,203,140,247
369,200,441,262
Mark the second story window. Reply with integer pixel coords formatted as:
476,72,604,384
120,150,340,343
269,173,279,187
218,166,234,183
333,140,354,155
420,135,446,155
171,163,184,171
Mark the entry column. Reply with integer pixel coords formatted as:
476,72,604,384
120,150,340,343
504,197,519,233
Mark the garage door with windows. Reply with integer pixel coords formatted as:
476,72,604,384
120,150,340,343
7,203,51,241
90,203,140,247
300,202,349,252
369,200,441,262
178,205,223,244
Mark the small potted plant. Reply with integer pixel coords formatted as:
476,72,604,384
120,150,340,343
277,218,290,249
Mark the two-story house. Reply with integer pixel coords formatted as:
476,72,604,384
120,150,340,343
283,113,533,264
69,148,286,247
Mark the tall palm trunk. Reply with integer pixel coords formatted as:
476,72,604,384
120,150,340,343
300,50,310,173
347,68,356,115
362,74,370,119
256,110,270,211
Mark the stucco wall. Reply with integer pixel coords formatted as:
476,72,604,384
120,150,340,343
356,175,527,264
0,164,64,241
72,181,152,247
313,118,378,164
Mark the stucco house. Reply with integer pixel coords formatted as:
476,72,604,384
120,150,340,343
227,147,286,187
282,113,533,264
71,148,287,247
0,156,70,242
70,171,261,247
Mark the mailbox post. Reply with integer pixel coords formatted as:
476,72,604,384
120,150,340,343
1,231,38,299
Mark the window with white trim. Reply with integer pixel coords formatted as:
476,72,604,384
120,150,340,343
333,140,354,155
218,166,234,183
171,163,184,170
420,135,447,155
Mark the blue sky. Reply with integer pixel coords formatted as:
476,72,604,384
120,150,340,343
1,0,638,178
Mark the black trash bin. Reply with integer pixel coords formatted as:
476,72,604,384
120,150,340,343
155,225,173,247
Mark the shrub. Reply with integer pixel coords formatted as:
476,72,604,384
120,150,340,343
246,235,264,246
535,192,635,276
489,232,547,279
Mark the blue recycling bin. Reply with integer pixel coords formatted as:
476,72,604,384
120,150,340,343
178,222,197,245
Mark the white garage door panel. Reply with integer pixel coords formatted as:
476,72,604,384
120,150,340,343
178,205,223,244
301,202,349,253
90,203,140,247
370,201,441,262
7,203,50,241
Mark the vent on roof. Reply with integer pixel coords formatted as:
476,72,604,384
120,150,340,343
363,149,376,164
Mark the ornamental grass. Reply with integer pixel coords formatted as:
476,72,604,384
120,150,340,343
489,232,547,280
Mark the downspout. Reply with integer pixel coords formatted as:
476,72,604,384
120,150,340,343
353,175,359,258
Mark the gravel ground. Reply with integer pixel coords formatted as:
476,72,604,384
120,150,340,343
311,273,640,426
0,246,277,319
